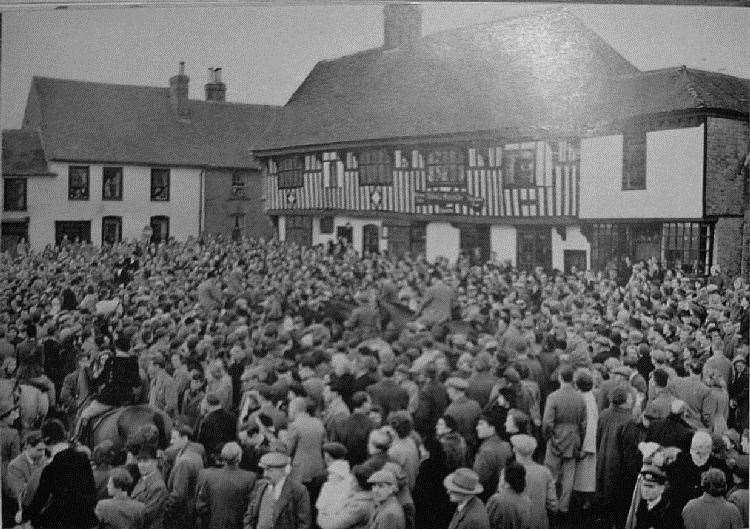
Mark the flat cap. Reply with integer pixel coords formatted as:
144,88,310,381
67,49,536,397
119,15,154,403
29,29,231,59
258,451,290,469
367,469,397,486
445,377,469,390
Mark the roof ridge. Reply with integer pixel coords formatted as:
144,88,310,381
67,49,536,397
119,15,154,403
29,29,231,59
33,76,283,109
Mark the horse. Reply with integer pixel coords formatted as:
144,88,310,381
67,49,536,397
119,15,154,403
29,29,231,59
80,401,172,452
17,383,49,430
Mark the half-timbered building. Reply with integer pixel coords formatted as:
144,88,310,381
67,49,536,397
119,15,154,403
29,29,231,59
254,7,749,274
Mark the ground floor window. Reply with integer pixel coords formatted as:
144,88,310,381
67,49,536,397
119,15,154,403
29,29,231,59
285,215,312,247
386,222,425,258
150,216,169,244
55,220,91,245
102,216,123,245
1,220,28,255
587,221,713,274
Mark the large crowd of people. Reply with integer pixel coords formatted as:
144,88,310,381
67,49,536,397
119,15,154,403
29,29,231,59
0,234,747,529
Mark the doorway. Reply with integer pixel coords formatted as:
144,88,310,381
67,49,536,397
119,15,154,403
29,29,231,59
362,224,379,254
516,226,551,272
564,250,587,273
336,225,353,245
149,216,170,244
458,224,491,263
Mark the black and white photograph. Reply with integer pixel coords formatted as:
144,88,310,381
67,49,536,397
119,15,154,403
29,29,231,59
0,2,748,529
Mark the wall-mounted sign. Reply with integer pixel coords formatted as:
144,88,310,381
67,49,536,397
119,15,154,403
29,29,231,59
415,191,483,210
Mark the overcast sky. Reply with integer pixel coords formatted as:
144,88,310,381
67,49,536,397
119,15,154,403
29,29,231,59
2,3,748,129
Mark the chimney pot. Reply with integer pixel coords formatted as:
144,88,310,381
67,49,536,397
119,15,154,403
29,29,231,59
205,67,226,102
170,61,190,119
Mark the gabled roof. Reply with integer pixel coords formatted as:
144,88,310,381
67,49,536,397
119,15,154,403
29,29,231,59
23,77,281,169
2,129,54,177
255,9,641,151
255,10,749,153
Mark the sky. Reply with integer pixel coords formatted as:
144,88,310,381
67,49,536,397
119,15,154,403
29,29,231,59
1,3,748,129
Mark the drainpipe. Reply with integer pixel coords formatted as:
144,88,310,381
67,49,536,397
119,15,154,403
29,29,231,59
198,169,205,236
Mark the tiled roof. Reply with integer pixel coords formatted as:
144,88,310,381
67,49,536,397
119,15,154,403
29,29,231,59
255,10,748,152
23,77,281,169
2,129,54,176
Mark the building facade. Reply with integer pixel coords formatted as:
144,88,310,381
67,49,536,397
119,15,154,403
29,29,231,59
255,8,749,275
2,65,278,252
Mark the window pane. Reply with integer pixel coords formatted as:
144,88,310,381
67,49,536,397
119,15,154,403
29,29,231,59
69,166,90,200
502,148,535,187
103,167,123,200
151,169,170,201
3,178,27,211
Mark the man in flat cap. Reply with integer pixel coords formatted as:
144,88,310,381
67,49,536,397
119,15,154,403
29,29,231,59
244,451,310,529
367,469,405,529
444,377,482,457
511,434,557,529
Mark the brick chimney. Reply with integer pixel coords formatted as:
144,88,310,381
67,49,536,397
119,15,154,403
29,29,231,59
169,61,190,119
205,68,226,102
383,3,422,50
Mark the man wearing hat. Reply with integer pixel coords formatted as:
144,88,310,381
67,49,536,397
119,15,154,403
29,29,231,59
682,468,743,529
243,451,311,529
444,377,482,456
366,469,405,529
443,468,490,529
628,465,681,529
511,434,557,529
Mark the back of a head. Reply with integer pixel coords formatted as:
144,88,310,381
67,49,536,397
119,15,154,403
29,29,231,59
504,461,526,494
220,441,243,465
41,418,66,445
653,368,669,389
114,334,131,352
559,364,574,383
701,468,727,497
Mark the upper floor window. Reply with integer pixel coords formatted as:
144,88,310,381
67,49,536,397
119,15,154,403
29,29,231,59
304,154,322,173
345,152,358,170
322,152,344,188
394,150,412,170
278,157,303,189
68,166,90,200
622,126,646,190
150,168,170,201
551,140,580,163
3,178,26,211
102,167,123,201
468,146,502,168
426,148,466,188
359,150,392,186
502,143,536,188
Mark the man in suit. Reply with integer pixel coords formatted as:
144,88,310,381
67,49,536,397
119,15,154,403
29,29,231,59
25,419,98,529
132,446,168,529
332,391,374,466
196,392,236,465
196,442,256,529
147,353,178,418
366,469,405,529
411,364,449,439
444,377,482,455
670,360,715,430
367,364,410,420
165,424,204,529
541,365,586,516
5,430,47,523
473,409,512,502
443,468,490,529
243,451,311,529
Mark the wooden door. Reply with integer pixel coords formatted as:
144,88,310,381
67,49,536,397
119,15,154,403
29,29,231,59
362,224,379,254
564,249,587,273
286,216,312,247
516,226,551,272
459,224,491,263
